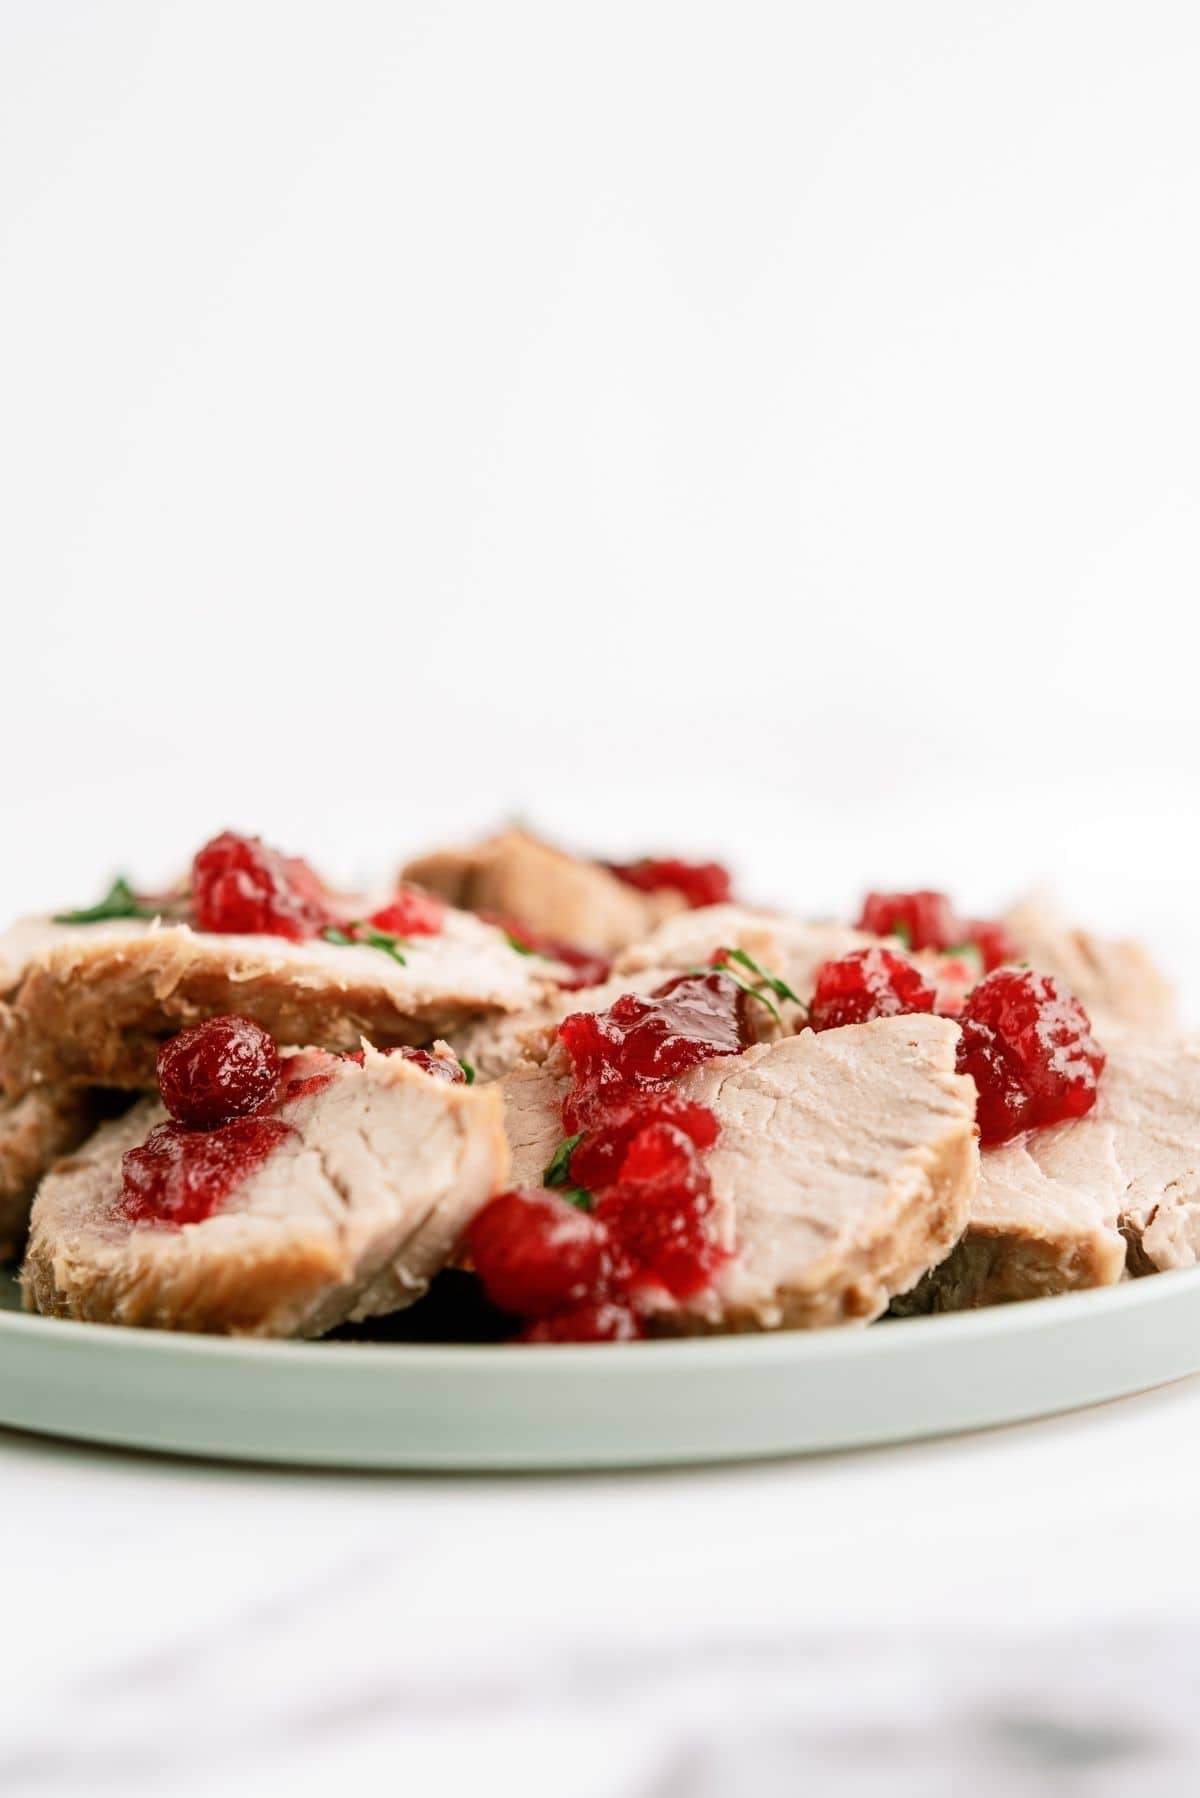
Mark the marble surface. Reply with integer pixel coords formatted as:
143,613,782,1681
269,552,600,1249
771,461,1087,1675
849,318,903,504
5,1372,1200,1797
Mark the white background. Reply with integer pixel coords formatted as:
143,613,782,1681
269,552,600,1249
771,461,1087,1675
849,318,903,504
5,11,1200,1794
3,2,1198,966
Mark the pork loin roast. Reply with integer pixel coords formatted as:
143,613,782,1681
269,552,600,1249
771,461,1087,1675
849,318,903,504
502,1013,979,1332
22,1045,509,1335
1003,896,1176,1035
0,910,562,1099
0,1086,101,1260
903,1033,1200,1310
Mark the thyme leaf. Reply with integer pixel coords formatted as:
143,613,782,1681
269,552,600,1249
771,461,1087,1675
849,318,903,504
53,877,158,925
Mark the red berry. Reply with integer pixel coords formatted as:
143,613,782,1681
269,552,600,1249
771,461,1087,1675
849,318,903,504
468,1189,611,1317
956,968,1105,1145
120,1116,293,1225
520,1301,643,1343
157,1015,281,1128
192,832,331,941
368,887,446,937
609,858,733,909
809,948,937,1033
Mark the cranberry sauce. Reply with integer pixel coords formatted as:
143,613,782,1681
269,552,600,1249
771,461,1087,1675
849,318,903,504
857,890,1015,970
468,969,754,1341
192,832,333,940
120,1014,292,1225
809,948,937,1033
955,968,1105,1145
806,948,1106,1149
608,857,733,909
120,1117,294,1225
190,832,449,947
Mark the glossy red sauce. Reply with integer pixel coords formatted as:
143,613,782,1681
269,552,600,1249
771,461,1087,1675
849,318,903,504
468,969,753,1341
609,857,732,909
119,1116,293,1225
857,890,1016,970
808,948,937,1033
955,968,1105,1145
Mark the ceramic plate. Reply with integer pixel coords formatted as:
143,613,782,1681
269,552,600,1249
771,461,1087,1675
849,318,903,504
3,1267,1200,1469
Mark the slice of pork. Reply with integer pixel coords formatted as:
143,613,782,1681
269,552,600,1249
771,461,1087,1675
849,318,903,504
902,1034,1200,1311
0,909,561,1100
21,1045,509,1335
1003,895,1176,1035
501,1014,979,1332
0,1086,101,1261
402,828,680,952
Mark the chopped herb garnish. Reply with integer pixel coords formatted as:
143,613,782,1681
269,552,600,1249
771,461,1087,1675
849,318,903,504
723,946,803,1008
53,877,158,925
505,932,535,956
544,1132,585,1188
889,920,913,949
321,922,408,966
943,941,985,976
691,946,807,1026
561,1187,594,1212
457,1057,476,1086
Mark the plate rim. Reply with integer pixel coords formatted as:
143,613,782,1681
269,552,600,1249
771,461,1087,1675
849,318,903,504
3,1262,1198,1370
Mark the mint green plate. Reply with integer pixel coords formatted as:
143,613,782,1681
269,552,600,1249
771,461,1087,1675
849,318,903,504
3,1268,1198,1469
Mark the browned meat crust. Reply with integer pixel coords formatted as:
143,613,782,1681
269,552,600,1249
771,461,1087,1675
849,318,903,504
403,829,680,951
0,1086,100,1260
0,916,558,1099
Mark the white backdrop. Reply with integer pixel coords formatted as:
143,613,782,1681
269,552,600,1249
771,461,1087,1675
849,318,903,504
3,2,1198,983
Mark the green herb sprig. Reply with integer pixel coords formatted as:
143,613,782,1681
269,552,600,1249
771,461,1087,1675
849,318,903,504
690,946,806,1026
53,877,160,926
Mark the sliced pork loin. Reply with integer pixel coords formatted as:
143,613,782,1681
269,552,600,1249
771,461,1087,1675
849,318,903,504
0,1086,101,1260
22,1045,509,1335
0,909,561,1100
402,828,680,953
503,1014,979,1331
1003,895,1176,1035
903,1034,1200,1311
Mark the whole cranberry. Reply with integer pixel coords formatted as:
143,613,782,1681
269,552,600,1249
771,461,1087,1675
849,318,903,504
467,1189,612,1317
809,948,937,1032
157,1015,281,1128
